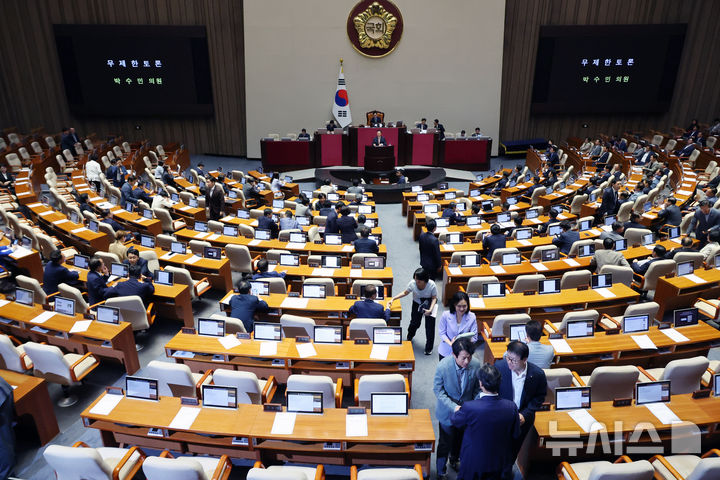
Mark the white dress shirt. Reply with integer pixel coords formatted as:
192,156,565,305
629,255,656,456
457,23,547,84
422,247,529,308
85,159,102,182
511,364,528,409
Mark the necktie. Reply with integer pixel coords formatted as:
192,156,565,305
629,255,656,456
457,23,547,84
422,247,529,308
457,368,465,392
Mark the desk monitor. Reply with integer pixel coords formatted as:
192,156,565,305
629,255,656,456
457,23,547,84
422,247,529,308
446,233,463,245
255,229,271,241
566,320,595,339
111,262,129,278
445,192,457,200
475,174,484,181
714,374,720,397
460,254,481,267
371,392,409,415
589,193,597,202
555,386,591,410
635,380,671,405
515,228,533,241
358,205,373,214
361,285,384,300
88,220,99,233
171,241,187,254
327,193,340,201
622,314,649,334
188,197,198,208
578,244,595,258
466,215,481,227
204,246,221,259
481,200,494,211
297,216,310,226
289,232,307,244
15,287,33,306
673,307,698,328
142,209,153,220
482,282,506,298
287,391,323,414
508,181,517,188
194,221,208,233
423,204,440,214
668,226,680,240
314,325,343,344
140,234,155,248
54,296,75,316
279,254,300,266
417,193,430,202
509,324,527,342
642,233,654,246
497,213,511,223
591,274,612,289
456,203,467,212
373,326,402,344
364,256,385,269
411,185,422,193
171,193,180,202
284,175,293,183
73,254,89,269
324,233,342,245
69,211,80,224
302,284,326,299
548,224,562,236
202,385,237,409
507,197,518,206
96,305,120,324
228,190,238,199
604,215,616,226
545,187,554,195
272,199,285,209
198,318,225,337
109,195,119,206
301,190,313,198
321,255,342,268
578,219,592,232
125,201,134,212
223,225,239,237
614,239,627,252
542,248,559,261
237,209,250,219
435,217,450,227
250,281,269,297
677,260,694,277
526,208,540,220
154,269,174,286
643,201,652,212
20,236,32,249
254,322,282,341
502,252,522,265
539,279,561,295
125,376,158,401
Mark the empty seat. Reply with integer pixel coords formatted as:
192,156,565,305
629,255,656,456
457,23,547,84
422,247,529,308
465,276,500,294
144,360,212,398
512,274,545,293
212,369,277,404
165,265,211,301
490,247,520,264
560,270,591,289
248,463,325,480
286,374,342,409
650,451,720,480
639,356,709,394
143,452,232,480
599,265,634,287
543,368,573,403
355,374,408,407
348,318,387,339
225,244,253,274
303,277,335,297
545,310,599,334
490,313,531,338
557,458,654,480
575,366,639,402
44,443,146,480
105,295,155,332
0,334,32,372
351,465,422,480
280,313,316,338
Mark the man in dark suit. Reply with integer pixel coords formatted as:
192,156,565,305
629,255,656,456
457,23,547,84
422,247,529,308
349,285,390,321
123,248,151,278
496,341,547,468
635,145,653,165
324,202,342,234
105,264,155,306
598,179,620,219
588,139,603,157
658,197,683,226
417,118,428,131
336,206,358,244
0,165,13,191
353,226,379,254
371,130,386,147
593,145,610,167
252,259,286,280
419,219,442,279
43,249,80,295
297,128,311,140
433,119,445,140
624,212,645,231
546,145,560,170
677,139,696,158
483,223,507,260
229,280,270,332
369,113,382,126
434,338,483,478
689,200,720,244
121,176,138,205
666,236,697,259
552,220,580,255
87,257,111,306
60,127,76,156
537,208,560,235
106,159,123,187
631,245,667,275
257,208,279,239
100,210,123,233
0,375,15,479
326,120,337,132
132,183,152,204
451,362,521,480
441,202,462,225
205,176,225,221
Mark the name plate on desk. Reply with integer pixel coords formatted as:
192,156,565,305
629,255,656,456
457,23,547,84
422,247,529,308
181,397,199,406
491,336,506,342
613,398,632,407
237,333,251,339
348,407,366,415
231,437,250,446
605,328,620,335
336,361,351,369
323,442,342,451
399,362,413,370
354,339,369,345
693,389,711,399
345,294,358,300
296,336,311,343
263,403,282,412
414,442,433,452
548,333,563,340
182,327,196,335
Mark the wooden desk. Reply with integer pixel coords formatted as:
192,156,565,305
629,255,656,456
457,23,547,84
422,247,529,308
0,238,43,280
82,393,435,473
401,189,461,216
26,202,110,254
654,267,720,320
165,334,415,385
0,300,140,374
0,369,59,445
258,265,394,296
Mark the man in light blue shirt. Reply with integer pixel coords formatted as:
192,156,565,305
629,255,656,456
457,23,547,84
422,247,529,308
525,320,554,369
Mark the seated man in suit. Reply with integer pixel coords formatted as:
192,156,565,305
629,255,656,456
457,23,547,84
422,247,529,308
631,244,667,275
537,208,560,235
441,202,462,225
257,208,279,239
372,130,386,147
297,128,311,140
593,145,610,167
483,223,507,260
0,165,14,191
552,220,579,255
123,248,151,278
666,236,697,259
689,199,720,245
337,206,358,244
590,237,630,272
326,120,337,132
676,138,696,158
634,145,653,165
346,179,364,195
657,197,683,226
353,226,379,254
588,139,603,157
417,118,429,131
348,285,390,321
525,320,554,369
120,175,139,205
491,171,510,195
599,221,624,241
252,259,286,280
60,127,76,156
87,257,111,306
700,229,720,261
43,249,80,295
279,210,300,231
229,280,269,333
472,127,483,137
395,168,407,184
195,162,208,178
105,264,155,306
99,210,123,233
369,113,382,127
434,337,482,478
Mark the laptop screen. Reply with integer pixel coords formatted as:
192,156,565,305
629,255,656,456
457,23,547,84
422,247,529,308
715,374,720,397
555,386,591,410
642,233,654,245
141,234,155,248
325,233,342,245
515,228,532,241
237,209,250,219
604,215,616,226
423,204,439,214
566,320,595,338
88,220,99,233
435,217,450,227
204,247,222,259
635,381,671,405
677,261,694,277
412,185,422,193
622,314,649,334
501,252,521,265
289,232,306,244
497,213,511,223
417,193,430,202
373,327,402,344
446,233,463,244
482,282,506,297
673,308,698,328
539,279,561,295
482,200,494,211
154,270,173,285
526,209,539,219
194,221,208,232
54,296,75,316
668,226,680,239
321,255,342,268
273,199,285,209
614,239,627,251
313,325,343,344
223,225,238,237
364,256,385,269
506,197,518,205
202,385,237,409
302,284,326,299
358,205,373,214
591,274,612,289
578,220,591,232
280,254,300,266
171,242,187,254
125,376,159,401
73,254,89,269
548,224,562,236
287,391,324,414
509,324,527,342
254,322,282,341
578,244,595,257
460,254,481,267
143,209,153,220
541,248,559,261
255,229,271,240
371,392,408,415
249,281,269,296
111,263,129,278
15,288,33,306
197,318,225,337
361,284,384,299
96,305,120,324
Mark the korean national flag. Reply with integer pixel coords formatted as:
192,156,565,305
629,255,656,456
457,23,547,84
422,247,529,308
332,66,352,128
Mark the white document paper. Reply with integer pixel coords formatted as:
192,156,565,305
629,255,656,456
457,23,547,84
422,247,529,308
594,288,616,299
11,247,34,258
89,393,124,416
518,240,532,246
39,210,54,217
220,216,234,222
370,344,389,360
642,213,655,219
568,409,604,433
469,297,485,309
560,188,573,194
490,265,506,274
71,227,88,234
207,234,221,241
281,297,309,309
312,268,335,277
168,406,201,430
531,262,549,271
248,239,262,246
563,258,580,267
52,219,69,225
631,335,658,350
443,244,455,251
185,255,202,265
259,342,278,356
31,311,56,324
549,338,573,353
342,245,354,252
160,252,175,261
218,334,242,350
676,189,693,196
645,402,681,425
27,202,43,208
683,274,706,284
194,232,209,239
69,320,92,333
296,342,317,358
285,242,306,249
349,269,363,277
271,412,297,435
659,328,690,343
346,413,369,437
0,300,9,308
530,218,542,224
448,267,463,276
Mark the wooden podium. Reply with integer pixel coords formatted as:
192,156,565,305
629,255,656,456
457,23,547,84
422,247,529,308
364,145,395,173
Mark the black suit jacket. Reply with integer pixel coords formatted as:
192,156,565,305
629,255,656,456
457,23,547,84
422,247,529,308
372,136,386,146
105,277,155,306
353,237,378,254
206,185,225,220
496,359,547,438
418,231,441,273
483,233,507,260
87,271,110,306
658,204,682,226
123,258,151,278
337,215,358,244
552,230,580,255
370,115,382,125
257,215,279,239
599,187,618,217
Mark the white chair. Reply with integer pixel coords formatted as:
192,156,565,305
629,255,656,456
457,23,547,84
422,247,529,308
44,443,146,480
543,368,573,403
545,310,599,334
650,451,720,480
674,252,705,269
165,266,211,301
465,276,499,294
153,207,186,233
144,360,212,398
143,452,232,480
225,244,253,274
23,342,99,407
16,275,48,304
351,253,377,266
560,270,591,289
303,278,336,297
105,295,155,332
512,274,545,293
265,249,291,263
280,313,316,338
600,302,659,330
351,465,422,480
633,259,676,299
189,239,212,256
490,313,531,338
639,356,710,394
348,318,387,339
286,374,342,409
0,334,32,372
351,279,384,296
530,245,559,262
354,374,409,407
212,369,277,404
574,366,639,402
625,227,653,245
557,458,654,480
139,250,160,273
58,283,91,313
599,265,634,287
490,247,520,264
248,463,325,480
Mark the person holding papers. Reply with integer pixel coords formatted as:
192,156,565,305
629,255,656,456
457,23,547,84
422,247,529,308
43,249,80,296
105,264,155,307
252,259,286,280
229,280,269,333
590,238,630,272
387,268,438,355
433,337,482,479
437,292,477,361
348,285,390,321
631,244,667,275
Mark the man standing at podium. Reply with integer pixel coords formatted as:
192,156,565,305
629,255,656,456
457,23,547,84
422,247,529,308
372,130,386,147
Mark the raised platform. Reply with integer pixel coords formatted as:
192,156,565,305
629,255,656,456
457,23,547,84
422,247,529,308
314,167,447,203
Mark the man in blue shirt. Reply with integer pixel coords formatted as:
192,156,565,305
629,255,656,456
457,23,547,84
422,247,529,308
229,281,270,332
252,259,286,280
348,285,390,321
353,226,379,254
43,249,80,295
525,320,554,369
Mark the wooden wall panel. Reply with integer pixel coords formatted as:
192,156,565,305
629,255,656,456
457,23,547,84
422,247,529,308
0,0,246,156
501,0,720,144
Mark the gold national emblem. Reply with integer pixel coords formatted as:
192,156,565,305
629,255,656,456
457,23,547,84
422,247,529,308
353,2,398,50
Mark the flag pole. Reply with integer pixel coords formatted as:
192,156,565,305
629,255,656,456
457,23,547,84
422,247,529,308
340,58,344,73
